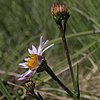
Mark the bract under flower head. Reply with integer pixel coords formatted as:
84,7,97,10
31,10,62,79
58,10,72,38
17,36,54,81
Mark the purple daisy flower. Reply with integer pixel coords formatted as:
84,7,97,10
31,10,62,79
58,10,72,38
17,36,54,81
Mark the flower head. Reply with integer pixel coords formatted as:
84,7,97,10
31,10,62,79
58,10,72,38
17,36,54,81
24,80,35,92
51,2,68,21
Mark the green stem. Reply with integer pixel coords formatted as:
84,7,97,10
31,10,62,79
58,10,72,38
37,59,73,97
62,34,76,91
45,65,73,97
74,64,80,100
37,92,44,100
56,21,76,92
29,90,43,100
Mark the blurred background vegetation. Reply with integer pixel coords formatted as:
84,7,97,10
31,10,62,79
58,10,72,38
0,0,100,99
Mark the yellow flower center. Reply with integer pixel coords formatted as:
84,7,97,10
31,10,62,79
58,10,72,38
26,54,39,70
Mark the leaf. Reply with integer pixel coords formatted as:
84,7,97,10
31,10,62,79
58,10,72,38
0,79,13,100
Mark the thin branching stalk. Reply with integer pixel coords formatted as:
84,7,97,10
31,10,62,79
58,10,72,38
38,59,73,97
45,66,73,97
56,21,76,92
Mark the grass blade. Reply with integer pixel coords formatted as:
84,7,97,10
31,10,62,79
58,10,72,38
0,79,13,100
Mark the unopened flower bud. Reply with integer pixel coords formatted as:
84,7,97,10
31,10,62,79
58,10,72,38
51,2,69,21
24,80,35,93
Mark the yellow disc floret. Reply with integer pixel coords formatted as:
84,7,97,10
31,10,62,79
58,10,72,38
26,54,39,70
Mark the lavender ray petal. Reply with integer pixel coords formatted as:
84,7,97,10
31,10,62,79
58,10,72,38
32,45,37,54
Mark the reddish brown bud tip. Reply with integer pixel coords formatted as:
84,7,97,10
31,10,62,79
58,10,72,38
51,2,68,21
51,3,68,16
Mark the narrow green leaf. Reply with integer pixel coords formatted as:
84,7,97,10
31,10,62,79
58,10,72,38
47,30,100,45
0,79,13,100
75,64,80,99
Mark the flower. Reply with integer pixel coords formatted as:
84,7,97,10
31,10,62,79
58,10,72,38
17,36,54,81
51,2,68,21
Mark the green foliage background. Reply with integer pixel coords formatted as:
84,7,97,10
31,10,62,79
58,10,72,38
0,0,100,99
